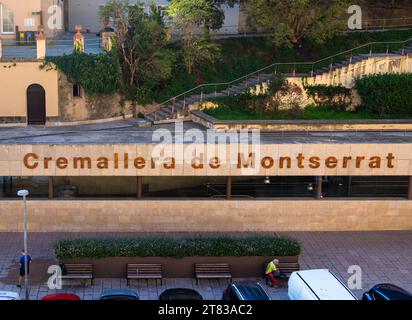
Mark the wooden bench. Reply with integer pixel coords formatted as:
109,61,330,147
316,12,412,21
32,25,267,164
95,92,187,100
195,263,232,285
60,263,94,286
276,262,300,277
126,264,163,285
263,262,300,283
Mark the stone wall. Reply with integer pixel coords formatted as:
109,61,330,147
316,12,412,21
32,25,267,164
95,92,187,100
57,72,132,122
191,110,412,132
0,199,411,232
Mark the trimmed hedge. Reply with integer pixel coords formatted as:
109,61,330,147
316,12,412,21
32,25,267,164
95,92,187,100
355,73,412,117
54,236,301,259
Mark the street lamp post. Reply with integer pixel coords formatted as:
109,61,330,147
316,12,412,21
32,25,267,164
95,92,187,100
17,189,29,300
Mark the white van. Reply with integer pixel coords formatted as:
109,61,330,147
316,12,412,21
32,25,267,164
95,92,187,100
288,269,358,300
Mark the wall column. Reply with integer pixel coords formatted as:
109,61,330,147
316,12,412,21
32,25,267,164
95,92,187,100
408,176,412,200
36,26,46,60
0,36,2,60
226,176,232,200
48,177,54,200
315,176,323,199
137,176,143,199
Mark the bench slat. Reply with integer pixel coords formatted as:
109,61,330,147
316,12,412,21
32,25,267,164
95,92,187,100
126,263,163,285
195,263,232,284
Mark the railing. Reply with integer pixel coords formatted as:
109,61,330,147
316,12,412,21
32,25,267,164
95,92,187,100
1,38,103,58
152,36,412,121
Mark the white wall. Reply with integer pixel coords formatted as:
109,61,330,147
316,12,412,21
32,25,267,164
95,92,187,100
68,0,240,34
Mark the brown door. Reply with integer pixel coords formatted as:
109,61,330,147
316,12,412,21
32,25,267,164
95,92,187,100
27,84,46,125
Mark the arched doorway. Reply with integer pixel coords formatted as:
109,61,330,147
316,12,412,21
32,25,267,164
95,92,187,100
27,84,46,125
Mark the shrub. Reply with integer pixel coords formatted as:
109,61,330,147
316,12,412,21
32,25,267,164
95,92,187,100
54,236,301,259
355,73,412,117
42,51,121,96
303,83,352,110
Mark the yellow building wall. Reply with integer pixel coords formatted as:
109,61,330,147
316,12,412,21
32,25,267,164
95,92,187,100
0,61,58,117
0,199,411,232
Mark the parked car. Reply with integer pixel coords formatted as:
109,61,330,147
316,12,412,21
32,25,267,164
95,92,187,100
222,282,271,301
99,289,139,301
159,288,203,301
288,269,358,300
362,284,412,300
0,291,20,300
41,294,81,301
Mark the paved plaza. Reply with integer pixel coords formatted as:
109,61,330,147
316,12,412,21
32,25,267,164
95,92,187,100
0,231,411,300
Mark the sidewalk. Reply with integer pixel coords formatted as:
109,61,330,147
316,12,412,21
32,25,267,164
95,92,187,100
1,231,411,300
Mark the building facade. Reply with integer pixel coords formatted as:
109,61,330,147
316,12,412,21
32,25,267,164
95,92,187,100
67,0,240,34
0,0,64,39
0,139,412,232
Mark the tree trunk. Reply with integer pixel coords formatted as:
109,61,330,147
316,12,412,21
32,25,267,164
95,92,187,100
131,99,137,118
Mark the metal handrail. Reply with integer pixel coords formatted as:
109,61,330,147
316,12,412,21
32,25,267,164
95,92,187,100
155,36,412,111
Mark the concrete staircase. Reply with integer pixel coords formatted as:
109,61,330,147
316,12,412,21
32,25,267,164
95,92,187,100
145,44,412,124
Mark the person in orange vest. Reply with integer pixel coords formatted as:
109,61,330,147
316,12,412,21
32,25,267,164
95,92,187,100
265,258,281,287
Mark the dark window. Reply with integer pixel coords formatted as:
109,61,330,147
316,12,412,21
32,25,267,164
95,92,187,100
0,177,48,198
142,176,227,198
53,177,136,199
323,176,408,198
231,176,316,198
73,84,81,97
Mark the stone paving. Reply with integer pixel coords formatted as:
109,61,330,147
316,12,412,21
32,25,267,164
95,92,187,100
0,231,411,300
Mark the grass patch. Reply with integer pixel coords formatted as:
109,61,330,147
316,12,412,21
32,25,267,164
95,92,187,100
203,104,410,121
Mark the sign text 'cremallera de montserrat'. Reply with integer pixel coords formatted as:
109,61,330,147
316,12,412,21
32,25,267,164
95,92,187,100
22,152,397,171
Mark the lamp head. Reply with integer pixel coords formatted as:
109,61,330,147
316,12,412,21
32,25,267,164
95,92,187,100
17,189,29,197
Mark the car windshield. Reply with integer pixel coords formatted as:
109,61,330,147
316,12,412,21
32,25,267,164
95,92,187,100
160,289,203,300
101,295,138,301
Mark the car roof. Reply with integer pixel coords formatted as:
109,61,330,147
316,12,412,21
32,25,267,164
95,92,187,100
372,284,412,300
41,294,81,300
0,291,20,300
159,288,203,300
100,289,139,298
293,269,357,300
231,283,270,300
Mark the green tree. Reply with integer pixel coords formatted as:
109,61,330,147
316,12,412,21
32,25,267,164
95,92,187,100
247,0,349,47
166,0,222,75
101,0,175,115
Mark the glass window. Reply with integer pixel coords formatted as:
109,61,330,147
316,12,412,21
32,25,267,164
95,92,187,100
53,177,137,199
142,176,227,198
350,176,408,198
322,176,408,198
1,4,14,33
0,177,48,198
232,176,316,198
